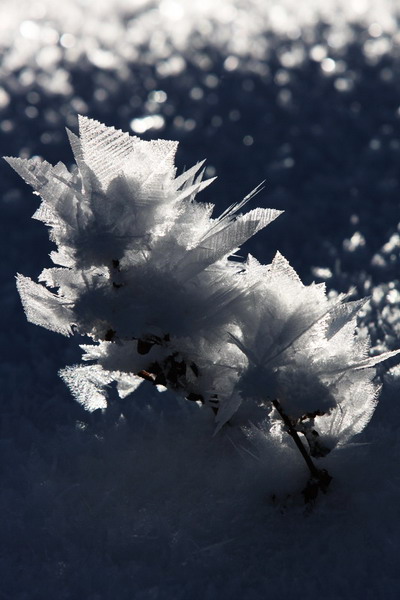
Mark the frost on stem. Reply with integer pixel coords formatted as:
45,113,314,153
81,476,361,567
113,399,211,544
5,116,400,499
5,116,281,411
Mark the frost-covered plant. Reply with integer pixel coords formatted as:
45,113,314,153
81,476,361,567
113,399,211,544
6,116,399,501
6,117,280,410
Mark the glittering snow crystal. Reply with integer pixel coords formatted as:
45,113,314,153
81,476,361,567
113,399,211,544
5,116,399,477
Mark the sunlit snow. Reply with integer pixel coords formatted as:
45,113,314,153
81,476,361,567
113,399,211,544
2,1,400,599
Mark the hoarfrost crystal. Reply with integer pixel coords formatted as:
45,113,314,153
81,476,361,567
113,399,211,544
6,116,399,473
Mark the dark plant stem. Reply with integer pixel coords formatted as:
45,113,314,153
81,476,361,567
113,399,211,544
271,398,332,502
271,399,319,477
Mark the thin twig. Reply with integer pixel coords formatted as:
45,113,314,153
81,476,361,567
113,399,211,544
272,399,320,478
271,398,332,502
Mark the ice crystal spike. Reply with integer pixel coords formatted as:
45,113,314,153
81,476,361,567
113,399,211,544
16,273,74,336
59,364,113,411
5,117,282,412
5,116,400,467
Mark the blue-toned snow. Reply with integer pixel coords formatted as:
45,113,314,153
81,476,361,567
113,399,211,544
1,1,400,598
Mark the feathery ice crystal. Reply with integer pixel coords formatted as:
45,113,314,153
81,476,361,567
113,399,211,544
6,116,399,496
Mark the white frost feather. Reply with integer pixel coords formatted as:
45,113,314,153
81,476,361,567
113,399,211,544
6,116,399,455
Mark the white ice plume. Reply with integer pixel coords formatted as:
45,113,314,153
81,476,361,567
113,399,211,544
5,116,399,461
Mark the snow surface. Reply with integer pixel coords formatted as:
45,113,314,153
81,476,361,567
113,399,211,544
2,1,400,598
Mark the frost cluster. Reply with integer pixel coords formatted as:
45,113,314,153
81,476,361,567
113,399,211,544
5,116,399,463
